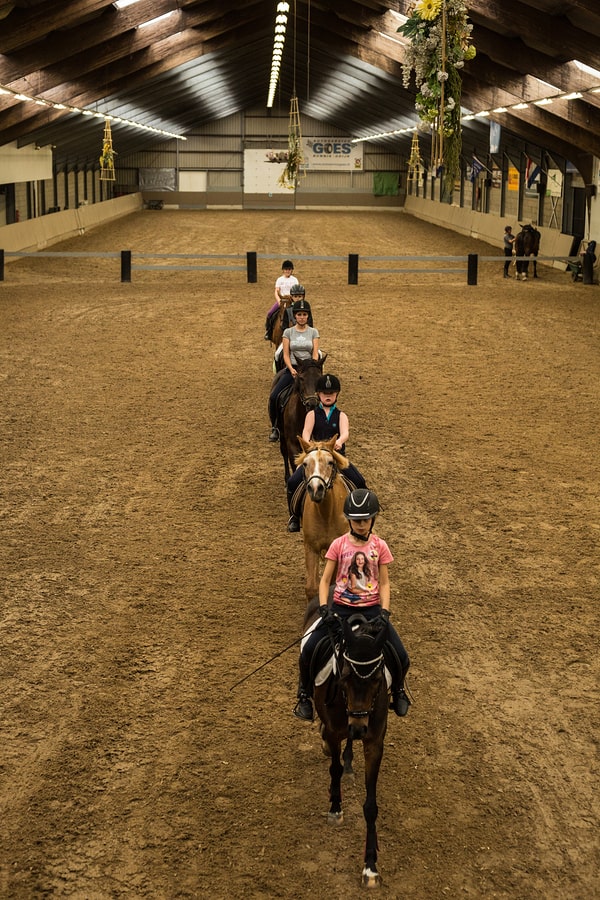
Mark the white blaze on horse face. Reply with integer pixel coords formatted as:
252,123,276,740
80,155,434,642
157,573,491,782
304,448,336,502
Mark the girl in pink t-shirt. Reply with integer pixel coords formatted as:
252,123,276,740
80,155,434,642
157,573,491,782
294,489,410,722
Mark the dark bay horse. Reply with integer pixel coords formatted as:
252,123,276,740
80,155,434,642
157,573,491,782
295,436,350,600
304,602,390,888
277,355,326,482
514,226,541,280
270,299,294,349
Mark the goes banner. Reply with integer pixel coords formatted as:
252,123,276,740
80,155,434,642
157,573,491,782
302,138,363,171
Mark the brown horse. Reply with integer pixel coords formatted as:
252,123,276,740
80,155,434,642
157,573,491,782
295,435,349,600
270,298,294,349
277,356,327,483
303,601,390,887
514,226,541,280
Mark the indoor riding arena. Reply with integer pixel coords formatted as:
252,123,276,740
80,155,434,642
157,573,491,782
1,209,598,899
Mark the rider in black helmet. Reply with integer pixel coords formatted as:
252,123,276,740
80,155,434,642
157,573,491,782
294,489,411,722
285,373,366,531
264,260,299,341
268,298,320,442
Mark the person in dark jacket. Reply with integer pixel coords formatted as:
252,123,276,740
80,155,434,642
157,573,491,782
285,373,366,531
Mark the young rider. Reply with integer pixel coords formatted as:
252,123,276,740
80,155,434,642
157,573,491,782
264,260,299,341
268,298,319,442
294,488,411,721
285,373,366,531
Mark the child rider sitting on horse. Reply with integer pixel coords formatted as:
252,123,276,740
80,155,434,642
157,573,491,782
285,373,366,532
264,260,299,341
268,299,319,442
294,488,411,721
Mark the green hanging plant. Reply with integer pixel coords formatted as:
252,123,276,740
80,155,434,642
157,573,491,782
398,0,476,192
278,131,304,190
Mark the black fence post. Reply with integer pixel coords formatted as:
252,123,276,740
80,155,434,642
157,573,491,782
467,253,478,286
247,251,257,283
0,249,4,282
348,253,359,285
120,250,132,283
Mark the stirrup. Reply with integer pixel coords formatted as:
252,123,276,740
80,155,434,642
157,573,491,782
294,694,314,721
287,514,301,532
390,687,411,717
269,426,280,442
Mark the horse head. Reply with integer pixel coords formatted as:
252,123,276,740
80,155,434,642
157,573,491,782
340,614,387,739
294,355,327,411
296,435,349,503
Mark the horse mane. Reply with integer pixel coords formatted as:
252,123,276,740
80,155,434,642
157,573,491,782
294,436,349,470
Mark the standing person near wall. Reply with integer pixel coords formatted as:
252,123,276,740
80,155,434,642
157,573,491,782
503,225,515,278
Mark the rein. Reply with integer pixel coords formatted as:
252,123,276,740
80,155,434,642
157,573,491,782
302,446,338,493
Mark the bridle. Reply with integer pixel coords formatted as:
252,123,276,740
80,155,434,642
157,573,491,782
341,647,385,719
302,446,337,494
296,364,320,411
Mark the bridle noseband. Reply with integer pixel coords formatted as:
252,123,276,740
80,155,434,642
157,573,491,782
302,446,337,493
341,648,385,719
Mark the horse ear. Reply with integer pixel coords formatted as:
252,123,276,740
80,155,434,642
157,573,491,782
326,436,337,452
299,435,311,452
320,352,328,366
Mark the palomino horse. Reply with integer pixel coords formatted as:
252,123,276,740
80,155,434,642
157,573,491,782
277,356,326,483
295,435,349,600
514,226,541,280
303,601,390,888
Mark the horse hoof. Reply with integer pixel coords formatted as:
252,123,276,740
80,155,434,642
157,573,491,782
327,810,344,825
361,867,381,888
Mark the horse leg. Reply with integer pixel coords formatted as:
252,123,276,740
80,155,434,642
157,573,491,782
342,737,355,780
361,739,384,887
325,735,344,825
533,256,539,278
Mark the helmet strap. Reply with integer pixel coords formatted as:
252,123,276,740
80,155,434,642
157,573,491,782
349,524,372,542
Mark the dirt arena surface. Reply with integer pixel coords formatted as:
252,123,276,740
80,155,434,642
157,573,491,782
1,210,598,899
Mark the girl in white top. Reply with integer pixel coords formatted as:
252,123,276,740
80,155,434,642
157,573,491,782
264,259,298,339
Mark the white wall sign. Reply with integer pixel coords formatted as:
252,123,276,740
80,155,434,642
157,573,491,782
302,138,363,171
243,149,291,194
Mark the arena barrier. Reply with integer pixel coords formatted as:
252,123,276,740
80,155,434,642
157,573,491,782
0,248,584,285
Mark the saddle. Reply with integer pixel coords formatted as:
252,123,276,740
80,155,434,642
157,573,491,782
306,622,397,690
276,382,294,412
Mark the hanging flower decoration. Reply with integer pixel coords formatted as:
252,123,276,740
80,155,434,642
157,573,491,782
398,0,475,190
278,131,304,190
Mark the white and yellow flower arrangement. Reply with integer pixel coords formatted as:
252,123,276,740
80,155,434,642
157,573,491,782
398,0,475,192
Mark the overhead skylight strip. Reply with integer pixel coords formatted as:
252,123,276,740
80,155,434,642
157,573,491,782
0,83,187,141
267,2,289,108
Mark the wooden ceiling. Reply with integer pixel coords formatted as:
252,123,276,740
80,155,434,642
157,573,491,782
1,0,600,179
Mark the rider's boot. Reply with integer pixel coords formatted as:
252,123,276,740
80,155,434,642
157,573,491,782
264,315,272,341
391,686,411,717
286,482,304,532
293,659,314,721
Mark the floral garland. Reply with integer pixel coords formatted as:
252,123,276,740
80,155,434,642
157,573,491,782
398,0,475,191
278,132,304,190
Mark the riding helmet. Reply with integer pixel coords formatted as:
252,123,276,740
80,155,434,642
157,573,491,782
344,489,380,520
290,283,305,297
282,259,294,270
292,299,311,314
316,373,341,393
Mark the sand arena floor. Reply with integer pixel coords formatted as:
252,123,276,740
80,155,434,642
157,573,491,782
1,209,598,899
